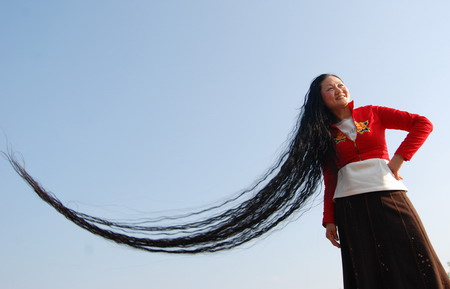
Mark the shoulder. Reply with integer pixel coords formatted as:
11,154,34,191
354,105,399,115
353,105,375,115
354,105,373,110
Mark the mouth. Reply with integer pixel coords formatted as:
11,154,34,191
336,94,347,100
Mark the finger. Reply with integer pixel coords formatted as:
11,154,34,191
334,231,340,241
326,233,341,248
328,236,341,248
332,234,341,248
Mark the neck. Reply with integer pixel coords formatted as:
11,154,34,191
332,107,352,122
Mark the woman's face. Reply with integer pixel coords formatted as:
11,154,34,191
320,76,351,111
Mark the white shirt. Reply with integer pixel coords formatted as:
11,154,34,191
335,117,357,141
333,117,408,199
333,158,408,199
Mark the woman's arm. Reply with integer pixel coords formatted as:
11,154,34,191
375,106,433,161
322,160,337,226
388,153,405,180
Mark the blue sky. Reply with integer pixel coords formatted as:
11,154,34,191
1,1,449,288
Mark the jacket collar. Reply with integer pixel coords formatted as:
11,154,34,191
330,100,355,128
347,100,355,113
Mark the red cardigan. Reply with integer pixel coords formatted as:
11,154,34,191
322,102,433,226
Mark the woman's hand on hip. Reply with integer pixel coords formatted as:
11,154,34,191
325,223,341,248
388,154,405,180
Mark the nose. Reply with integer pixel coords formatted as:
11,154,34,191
335,86,343,94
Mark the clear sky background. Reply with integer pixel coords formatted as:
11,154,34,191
1,1,449,289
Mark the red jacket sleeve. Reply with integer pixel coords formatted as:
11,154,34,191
375,106,433,161
322,158,337,226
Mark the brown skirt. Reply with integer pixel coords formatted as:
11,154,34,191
335,191,450,289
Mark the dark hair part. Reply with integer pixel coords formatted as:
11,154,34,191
6,74,338,254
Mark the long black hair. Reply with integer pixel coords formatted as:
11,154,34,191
6,74,338,254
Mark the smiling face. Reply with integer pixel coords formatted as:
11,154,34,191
320,76,351,113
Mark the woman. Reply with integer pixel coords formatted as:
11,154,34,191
7,74,449,287
317,74,450,289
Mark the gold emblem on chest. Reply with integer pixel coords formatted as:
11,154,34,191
334,120,370,144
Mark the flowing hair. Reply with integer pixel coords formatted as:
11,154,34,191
6,74,338,254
